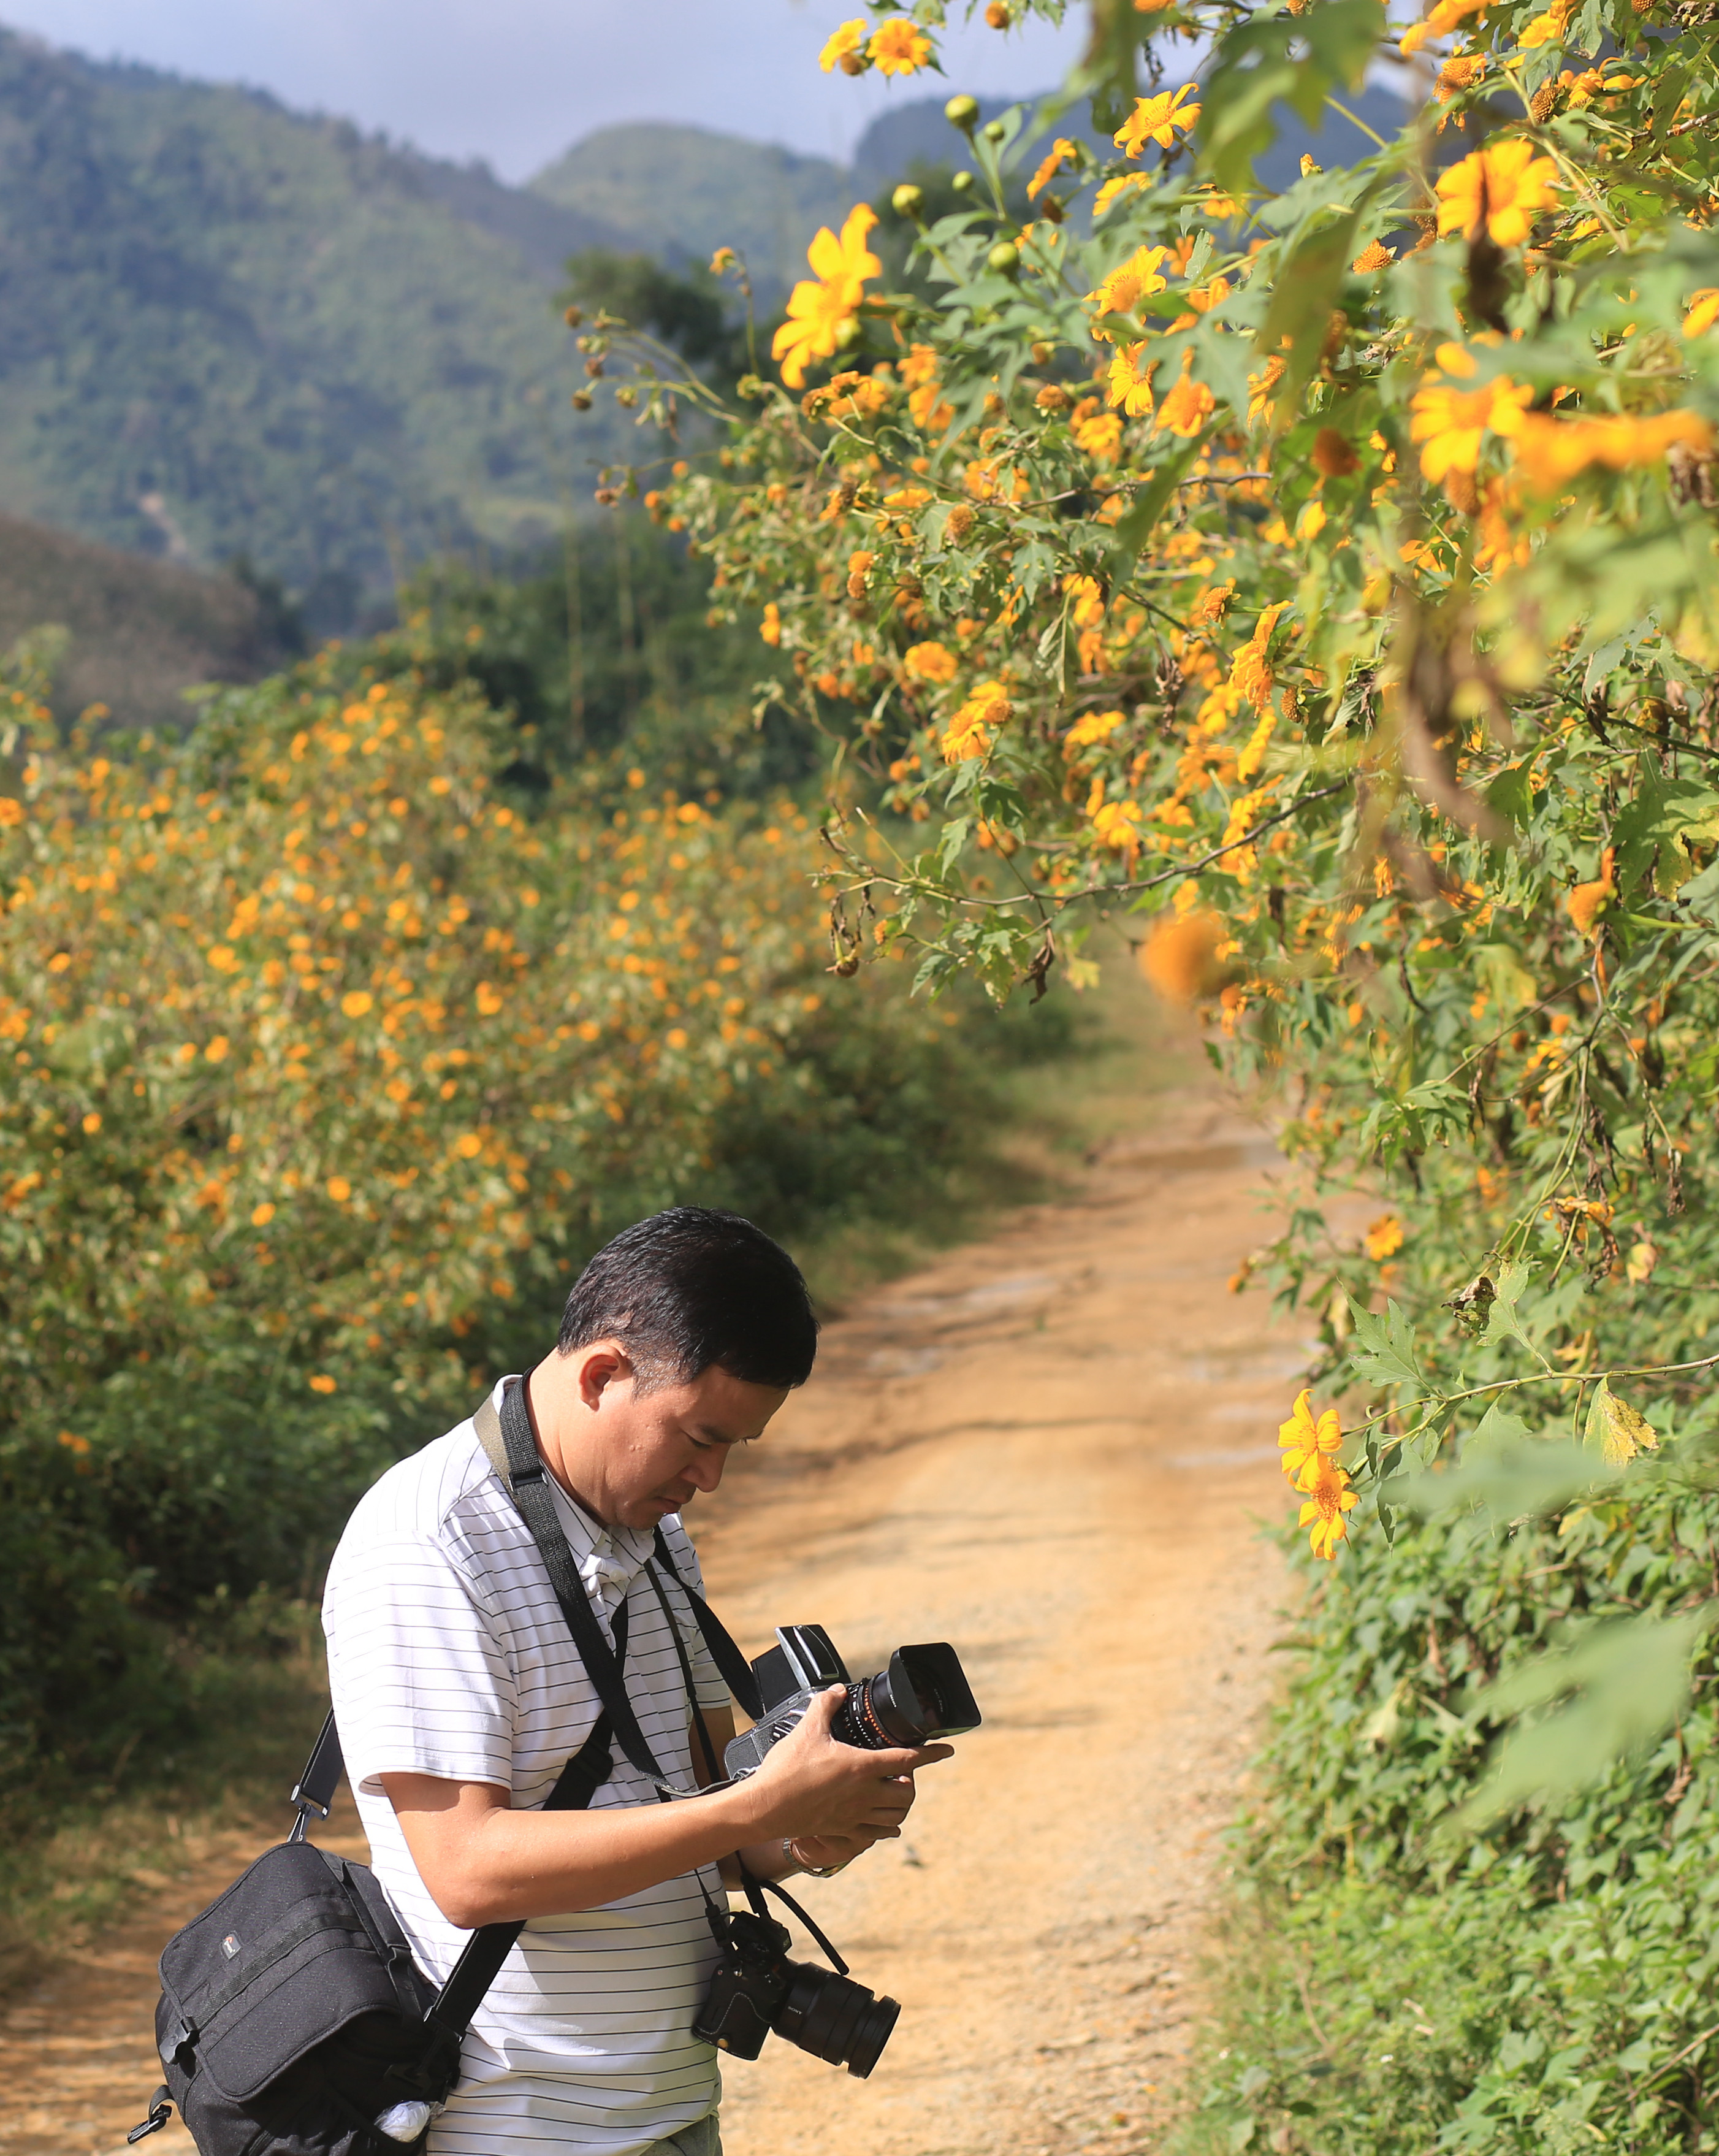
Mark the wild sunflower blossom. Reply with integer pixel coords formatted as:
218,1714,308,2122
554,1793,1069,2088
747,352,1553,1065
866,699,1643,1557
771,204,880,388
1298,1453,1359,1560
1408,347,1533,481
1087,245,1170,338
1278,1386,1343,1488
940,681,1010,763
819,18,867,70
868,17,932,75
1509,407,1714,493
1436,141,1560,247
1104,345,1156,416
1400,0,1487,55
1113,84,1200,156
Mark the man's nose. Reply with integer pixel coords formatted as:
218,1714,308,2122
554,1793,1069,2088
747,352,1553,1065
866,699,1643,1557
685,1447,726,1493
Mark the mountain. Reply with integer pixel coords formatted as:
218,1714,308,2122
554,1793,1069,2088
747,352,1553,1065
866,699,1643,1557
532,124,852,298
0,511,295,730
0,27,636,631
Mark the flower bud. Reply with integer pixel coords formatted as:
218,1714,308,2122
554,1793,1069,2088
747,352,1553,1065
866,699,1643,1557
840,50,866,74
981,119,1007,144
563,305,583,327
985,1,1011,21
570,389,593,411
585,356,604,379
945,93,980,132
987,241,1020,278
945,503,975,541
892,182,926,221
951,170,975,193
736,375,766,400
834,315,863,351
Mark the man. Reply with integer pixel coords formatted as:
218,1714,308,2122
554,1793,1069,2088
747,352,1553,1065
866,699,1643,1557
322,1207,951,2156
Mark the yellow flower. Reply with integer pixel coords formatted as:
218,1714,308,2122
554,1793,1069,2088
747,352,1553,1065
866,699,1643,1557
1511,407,1713,493
819,17,867,70
454,1132,484,1159
1517,0,1572,45
1408,351,1533,480
1400,0,1488,55
341,989,373,1018
869,17,932,75
1113,85,1200,157
207,944,239,973
81,1110,101,1134
1092,798,1143,852
1352,238,1395,272
1072,406,1124,462
761,602,782,646
1278,1387,1343,1486
1105,342,1156,417
327,1176,352,1202
1435,53,1487,96
1365,1214,1406,1261
1064,709,1126,755
0,797,23,827
1094,172,1149,218
1087,245,1170,337
475,981,504,1015
1436,141,1560,247
1064,574,1106,629
771,205,880,388
1298,1453,1359,1559
205,1036,231,1064
1154,361,1215,438
940,681,1010,763
1230,602,1287,708
309,1374,338,1394
1028,137,1079,200
904,640,958,683
1685,288,1719,338
1566,850,1616,935
251,1202,276,1226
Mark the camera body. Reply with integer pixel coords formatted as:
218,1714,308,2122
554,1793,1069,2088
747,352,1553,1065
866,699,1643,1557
692,1911,902,2079
722,1624,981,1780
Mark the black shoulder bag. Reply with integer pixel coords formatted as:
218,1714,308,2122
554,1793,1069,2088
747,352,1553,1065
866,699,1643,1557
130,1381,766,2156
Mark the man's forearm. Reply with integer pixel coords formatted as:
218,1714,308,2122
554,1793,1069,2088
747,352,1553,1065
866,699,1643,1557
400,1783,765,1927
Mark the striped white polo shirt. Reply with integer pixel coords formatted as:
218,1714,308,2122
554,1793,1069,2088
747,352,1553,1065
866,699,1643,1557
321,1382,730,2156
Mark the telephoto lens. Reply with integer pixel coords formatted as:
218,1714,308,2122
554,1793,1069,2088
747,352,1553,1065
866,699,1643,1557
693,1914,902,2079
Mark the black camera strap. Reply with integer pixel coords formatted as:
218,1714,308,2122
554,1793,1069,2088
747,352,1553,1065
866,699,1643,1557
649,1532,763,1723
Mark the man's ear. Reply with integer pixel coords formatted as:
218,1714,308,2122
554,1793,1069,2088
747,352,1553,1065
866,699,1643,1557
576,1340,633,1412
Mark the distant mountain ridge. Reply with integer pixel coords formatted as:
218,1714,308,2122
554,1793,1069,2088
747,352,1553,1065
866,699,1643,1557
0,21,1405,630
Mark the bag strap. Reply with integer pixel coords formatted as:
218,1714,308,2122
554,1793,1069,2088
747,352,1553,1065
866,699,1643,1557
475,1382,666,1784
650,1530,763,1723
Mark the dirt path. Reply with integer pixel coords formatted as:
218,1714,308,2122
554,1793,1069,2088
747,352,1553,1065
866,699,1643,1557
0,1090,1306,2156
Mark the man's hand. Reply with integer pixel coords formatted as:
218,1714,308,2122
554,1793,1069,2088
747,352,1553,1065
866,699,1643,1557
734,1686,952,1848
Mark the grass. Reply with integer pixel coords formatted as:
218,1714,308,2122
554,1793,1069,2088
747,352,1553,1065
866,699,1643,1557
0,945,1197,1993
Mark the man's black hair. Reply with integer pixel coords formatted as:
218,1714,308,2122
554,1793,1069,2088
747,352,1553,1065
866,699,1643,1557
557,1207,818,1391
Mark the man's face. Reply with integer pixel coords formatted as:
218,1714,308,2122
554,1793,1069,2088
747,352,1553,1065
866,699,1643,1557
579,1353,790,1531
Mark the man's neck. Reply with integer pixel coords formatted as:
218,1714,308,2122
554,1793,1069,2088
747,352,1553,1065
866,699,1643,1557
522,1359,612,1526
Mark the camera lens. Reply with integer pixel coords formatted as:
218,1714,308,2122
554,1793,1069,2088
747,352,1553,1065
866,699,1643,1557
773,1961,901,2079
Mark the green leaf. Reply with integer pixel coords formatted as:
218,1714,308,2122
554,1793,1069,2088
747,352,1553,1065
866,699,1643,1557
1466,1393,1534,1456
1454,1607,1713,1828
1612,761,1719,901
1346,1299,1424,1388
1482,1258,1539,1351
1583,1376,1660,1467
1398,1434,1604,1525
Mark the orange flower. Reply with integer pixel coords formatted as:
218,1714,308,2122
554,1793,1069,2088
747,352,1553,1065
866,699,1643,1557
1113,85,1200,156
940,681,1010,763
1566,847,1616,934
1400,0,1488,55
309,1374,338,1395
1298,1453,1359,1559
1365,1214,1405,1260
1436,141,1560,247
1028,138,1079,201
1435,53,1486,96
904,641,958,684
341,989,373,1018
760,602,782,646
1685,289,1719,338
1510,407,1714,493
1154,361,1215,438
1230,602,1287,708
1138,910,1228,1003
868,18,932,74
327,1176,353,1203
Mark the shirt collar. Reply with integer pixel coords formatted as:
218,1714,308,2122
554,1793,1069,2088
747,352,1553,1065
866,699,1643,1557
487,1381,657,1624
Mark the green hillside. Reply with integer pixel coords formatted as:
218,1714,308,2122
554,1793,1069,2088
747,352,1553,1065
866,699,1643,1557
0,512,294,730
0,28,637,628
531,123,852,298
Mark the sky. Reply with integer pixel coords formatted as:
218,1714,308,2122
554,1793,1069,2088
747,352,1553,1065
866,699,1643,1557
0,1,1085,180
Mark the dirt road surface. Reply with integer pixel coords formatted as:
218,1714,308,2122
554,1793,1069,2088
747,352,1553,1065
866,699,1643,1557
0,1090,1307,2156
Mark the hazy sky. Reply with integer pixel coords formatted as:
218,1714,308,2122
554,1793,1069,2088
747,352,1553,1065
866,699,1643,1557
0,1,1084,178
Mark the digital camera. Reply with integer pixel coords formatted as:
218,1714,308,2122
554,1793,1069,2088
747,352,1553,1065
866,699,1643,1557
722,1624,982,1779
692,1909,900,2079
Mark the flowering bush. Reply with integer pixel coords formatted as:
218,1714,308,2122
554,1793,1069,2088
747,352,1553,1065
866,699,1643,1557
568,0,1719,2130
0,632,1051,1773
